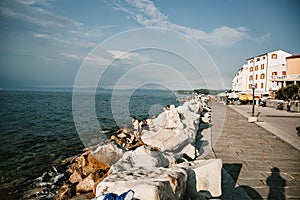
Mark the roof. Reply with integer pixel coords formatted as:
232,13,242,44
246,49,290,60
286,54,300,59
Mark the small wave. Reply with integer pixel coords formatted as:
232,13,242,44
22,166,66,199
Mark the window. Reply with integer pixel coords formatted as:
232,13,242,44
263,56,266,60
249,67,254,72
261,64,265,70
282,71,286,76
271,54,277,59
272,72,278,76
249,75,253,80
260,74,265,79
255,83,257,88
255,74,258,80
255,65,258,71
261,83,264,88
249,84,252,89
257,58,260,61
250,59,254,63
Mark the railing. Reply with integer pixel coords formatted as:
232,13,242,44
270,74,300,80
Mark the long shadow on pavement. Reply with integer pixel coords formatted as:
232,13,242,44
221,163,263,200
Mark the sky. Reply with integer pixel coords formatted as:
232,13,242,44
0,0,299,91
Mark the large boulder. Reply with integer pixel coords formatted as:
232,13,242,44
180,143,199,160
177,159,222,198
179,103,201,137
76,174,95,194
69,171,83,184
110,145,176,172
89,142,124,168
95,167,187,200
141,129,191,152
140,101,202,159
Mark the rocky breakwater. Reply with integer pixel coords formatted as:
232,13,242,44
57,96,222,199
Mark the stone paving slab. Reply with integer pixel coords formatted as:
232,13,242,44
209,103,300,199
229,104,300,150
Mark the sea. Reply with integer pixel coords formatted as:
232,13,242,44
0,89,182,199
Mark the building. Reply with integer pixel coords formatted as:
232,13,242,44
270,54,300,90
231,50,293,96
231,64,248,92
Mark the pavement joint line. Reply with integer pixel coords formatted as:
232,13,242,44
227,105,300,151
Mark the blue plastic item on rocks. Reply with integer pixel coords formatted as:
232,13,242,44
91,190,134,200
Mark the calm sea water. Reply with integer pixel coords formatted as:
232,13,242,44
0,89,180,199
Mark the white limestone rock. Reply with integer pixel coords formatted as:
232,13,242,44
178,102,200,137
110,145,176,172
141,128,191,152
152,111,166,128
180,143,199,160
164,105,183,129
177,159,222,198
140,101,202,160
90,142,124,167
95,167,187,200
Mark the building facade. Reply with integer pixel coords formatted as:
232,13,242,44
232,50,293,96
231,64,248,92
270,54,300,89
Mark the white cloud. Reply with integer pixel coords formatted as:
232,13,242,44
0,2,83,29
19,0,49,6
205,26,249,47
2,0,107,50
113,0,249,47
61,53,111,65
33,33,96,48
107,49,152,63
254,32,271,43
38,55,53,61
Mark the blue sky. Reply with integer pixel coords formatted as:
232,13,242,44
0,0,299,90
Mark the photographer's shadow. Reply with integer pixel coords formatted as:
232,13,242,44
266,167,286,200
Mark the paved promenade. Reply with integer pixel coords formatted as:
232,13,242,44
209,102,300,199
229,104,300,150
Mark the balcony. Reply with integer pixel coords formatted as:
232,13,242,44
270,74,300,81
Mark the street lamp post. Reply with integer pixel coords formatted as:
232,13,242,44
248,85,257,122
252,85,255,117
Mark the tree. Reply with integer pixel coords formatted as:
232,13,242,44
194,88,209,95
275,84,299,100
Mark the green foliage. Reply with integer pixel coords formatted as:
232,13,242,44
275,84,299,100
194,88,209,95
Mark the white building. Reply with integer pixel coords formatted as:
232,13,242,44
269,54,300,91
231,64,248,92
232,50,292,96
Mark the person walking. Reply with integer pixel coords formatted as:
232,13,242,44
287,100,291,112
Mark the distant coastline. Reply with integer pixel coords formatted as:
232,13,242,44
1,87,228,95
175,89,228,95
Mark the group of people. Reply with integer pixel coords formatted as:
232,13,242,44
130,104,182,141
110,116,151,150
110,94,212,150
111,104,184,149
